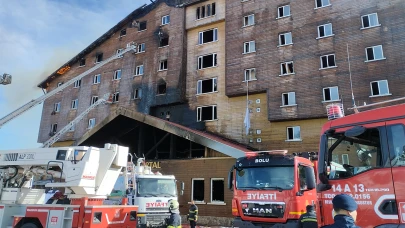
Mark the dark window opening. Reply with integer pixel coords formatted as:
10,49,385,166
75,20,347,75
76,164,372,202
287,127,294,140
319,26,325,37
196,7,200,19
212,3,216,15
328,55,335,66
96,53,103,63
93,212,102,223
197,106,217,121
199,54,217,69
112,92,119,103
130,211,137,221
211,179,224,202
201,6,205,18
158,83,166,95
283,93,289,105
159,60,168,70
203,30,214,43
202,79,215,93
160,37,169,47
371,82,379,95
120,29,126,37
79,58,85,66
192,179,204,201
51,124,58,134
362,16,370,28
366,48,374,60
139,21,147,31
324,88,331,100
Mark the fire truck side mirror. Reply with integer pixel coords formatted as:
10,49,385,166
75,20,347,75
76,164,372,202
304,166,316,190
228,166,234,190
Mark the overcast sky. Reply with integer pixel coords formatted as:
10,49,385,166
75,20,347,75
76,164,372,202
0,0,150,149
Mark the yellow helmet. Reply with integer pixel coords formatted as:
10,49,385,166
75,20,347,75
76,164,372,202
169,199,179,210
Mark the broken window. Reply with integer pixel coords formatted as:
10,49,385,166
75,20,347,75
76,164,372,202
211,178,224,202
362,13,379,28
198,28,218,45
244,41,256,53
116,48,124,58
197,78,217,94
79,58,86,67
366,45,384,61
157,83,167,95
278,5,290,18
323,86,339,101
137,43,145,53
71,99,78,109
120,29,126,37
244,68,256,81
318,23,333,38
159,60,168,71
197,105,217,122
91,96,99,105
316,0,330,8
371,80,389,96
57,82,63,87
279,32,292,46
93,74,101,84
162,15,170,25
50,123,58,134
320,54,336,68
73,79,81,88
113,70,121,80
54,102,60,112
243,14,255,27
281,61,294,75
198,53,217,69
282,92,296,106
159,37,169,47
112,92,119,103
95,53,103,63
287,126,301,140
135,65,144,76
88,118,96,129
139,21,147,31
192,178,204,202
133,88,142,99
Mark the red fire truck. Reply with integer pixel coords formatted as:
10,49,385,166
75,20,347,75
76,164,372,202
228,150,318,227
317,102,405,227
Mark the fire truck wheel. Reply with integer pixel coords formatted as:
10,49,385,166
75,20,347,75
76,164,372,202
21,223,39,228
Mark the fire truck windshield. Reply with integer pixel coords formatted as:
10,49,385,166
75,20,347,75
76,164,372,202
137,178,177,197
236,166,294,190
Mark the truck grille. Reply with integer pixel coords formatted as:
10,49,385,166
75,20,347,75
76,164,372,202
146,214,170,224
241,201,285,218
5,153,18,161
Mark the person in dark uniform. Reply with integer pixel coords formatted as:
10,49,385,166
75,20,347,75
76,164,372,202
324,194,360,228
166,200,181,228
187,200,198,228
298,205,317,228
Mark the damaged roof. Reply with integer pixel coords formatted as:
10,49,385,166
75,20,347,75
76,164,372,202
37,0,206,89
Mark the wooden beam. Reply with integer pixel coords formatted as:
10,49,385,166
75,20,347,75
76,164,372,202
145,133,170,157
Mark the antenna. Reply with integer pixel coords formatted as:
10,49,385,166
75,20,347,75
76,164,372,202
347,44,359,113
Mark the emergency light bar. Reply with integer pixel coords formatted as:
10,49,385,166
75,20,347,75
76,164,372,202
326,103,345,120
245,150,288,157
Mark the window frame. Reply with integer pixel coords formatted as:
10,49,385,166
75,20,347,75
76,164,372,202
280,61,294,76
243,14,255,27
54,102,60,113
138,21,147,31
197,78,218,95
243,40,256,54
342,154,349,165
135,65,144,76
361,13,380,29
198,28,218,45
120,29,126,37
159,60,168,71
112,92,119,103
281,92,296,107
315,0,331,9
365,45,385,62
116,48,124,58
286,126,301,141
323,86,340,102
197,53,218,70
210,178,225,204
277,5,291,19
162,15,170,25
71,99,78,109
73,79,81,88
113,70,122,80
133,88,142,100
93,74,101,84
95,53,103,63
320,54,337,69
50,123,58,134
191,178,205,203
317,23,334,39
278,32,293,46
370,80,390,97
88,118,96,129
79,58,86,67
244,68,256,81
91,96,99,105
137,43,145,53
196,3,216,20
196,105,217,122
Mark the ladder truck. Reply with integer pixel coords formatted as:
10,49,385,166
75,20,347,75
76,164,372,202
0,143,139,228
0,43,137,128
0,74,11,85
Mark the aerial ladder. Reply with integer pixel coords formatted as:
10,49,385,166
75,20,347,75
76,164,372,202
0,73,11,85
42,93,113,148
0,42,137,128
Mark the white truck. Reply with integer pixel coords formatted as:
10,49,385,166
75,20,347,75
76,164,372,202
110,158,184,228
0,143,139,228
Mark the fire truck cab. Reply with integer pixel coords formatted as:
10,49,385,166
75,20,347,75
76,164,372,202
228,150,317,228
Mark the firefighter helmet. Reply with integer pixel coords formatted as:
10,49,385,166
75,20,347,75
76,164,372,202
169,199,179,210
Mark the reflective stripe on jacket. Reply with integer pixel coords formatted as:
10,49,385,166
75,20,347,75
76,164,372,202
188,204,198,221
167,210,181,228
298,211,318,228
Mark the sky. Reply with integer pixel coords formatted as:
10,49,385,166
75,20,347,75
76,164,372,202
0,0,150,150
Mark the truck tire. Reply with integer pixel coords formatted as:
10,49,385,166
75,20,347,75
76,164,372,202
21,223,39,228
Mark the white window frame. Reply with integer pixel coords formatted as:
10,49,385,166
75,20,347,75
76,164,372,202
53,102,60,113
93,74,101,84
113,70,122,80
197,105,217,122
68,124,75,132
315,0,331,9
279,32,293,46
320,54,336,69
243,41,256,54
112,92,119,103
71,99,78,109
197,78,218,95
119,29,126,37
91,96,98,105
133,88,142,99
342,154,349,165
323,86,340,102
286,126,301,141
159,60,168,71
135,65,144,76
116,48,124,58
370,80,390,97
244,68,256,81
162,15,170,25
88,118,96,129
50,123,57,134
210,178,225,204
277,5,291,19
281,92,296,107
198,28,218,45
243,14,255,27
317,23,334,39
365,45,385,62
137,43,145,53
280,61,294,76
191,178,205,203
196,3,216,20
197,53,217,70
73,79,81,88
361,13,380,29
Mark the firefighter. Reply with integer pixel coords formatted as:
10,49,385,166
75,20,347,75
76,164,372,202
187,200,198,228
298,205,317,228
166,199,181,228
324,194,359,228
